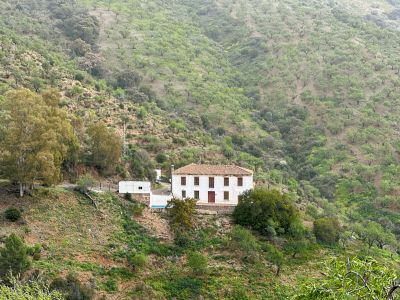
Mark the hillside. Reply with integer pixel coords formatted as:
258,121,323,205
2,0,399,237
1,0,400,298
1,185,398,299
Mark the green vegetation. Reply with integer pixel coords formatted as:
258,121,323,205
295,257,399,299
0,89,78,197
0,0,400,298
313,217,341,245
127,252,148,270
233,188,299,236
167,198,197,231
0,234,31,279
0,278,63,300
186,251,208,275
50,273,94,300
86,122,122,175
76,174,97,193
4,208,22,222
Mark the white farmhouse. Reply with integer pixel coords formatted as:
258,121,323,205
171,164,253,205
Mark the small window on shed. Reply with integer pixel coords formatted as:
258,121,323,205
181,176,186,186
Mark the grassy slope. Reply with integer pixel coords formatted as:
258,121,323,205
2,186,397,299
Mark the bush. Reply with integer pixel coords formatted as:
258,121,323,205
233,188,299,236
124,193,133,201
76,174,96,193
263,243,285,276
128,252,148,270
103,278,117,292
187,251,208,275
129,202,145,217
4,208,21,222
0,234,31,279
50,273,94,300
0,277,63,300
166,198,197,231
74,72,85,81
229,226,260,255
156,153,167,163
27,244,42,261
313,217,341,245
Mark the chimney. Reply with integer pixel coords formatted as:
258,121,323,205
170,165,174,193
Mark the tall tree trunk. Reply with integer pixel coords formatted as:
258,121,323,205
19,182,24,197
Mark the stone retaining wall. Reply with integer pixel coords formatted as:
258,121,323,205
195,204,235,214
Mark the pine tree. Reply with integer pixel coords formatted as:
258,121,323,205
0,234,31,279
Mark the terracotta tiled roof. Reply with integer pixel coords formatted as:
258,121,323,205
172,164,253,176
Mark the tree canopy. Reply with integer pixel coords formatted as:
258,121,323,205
0,89,78,196
86,122,122,175
233,188,299,236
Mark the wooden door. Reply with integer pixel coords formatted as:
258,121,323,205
208,191,215,203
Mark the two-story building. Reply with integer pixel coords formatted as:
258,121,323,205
171,164,253,205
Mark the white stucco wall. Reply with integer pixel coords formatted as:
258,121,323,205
118,181,151,194
171,174,253,205
150,194,172,208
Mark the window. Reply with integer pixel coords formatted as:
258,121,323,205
194,191,199,199
238,177,243,186
224,177,229,186
182,190,186,198
181,176,186,186
138,186,143,190
224,191,229,201
194,176,199,186
209,177,214,188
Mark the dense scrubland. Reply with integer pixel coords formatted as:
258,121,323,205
0,0,400,298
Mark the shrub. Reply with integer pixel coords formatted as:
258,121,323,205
124,193,133,201
233,188,299,236
103,278,117,292
173,229,193,248
166,198,197,231
294,257,398,299
129,202,145,217
74,72,85,81
4,208,21,222
187,251,208,275
76,174,96,193
50,273,94,300
0,277,63,300
156,153,167,164
128,252,148,270
230,226,260,255
27,243,42,261
0,234,31,279
264,243,285,276
313,217,341,245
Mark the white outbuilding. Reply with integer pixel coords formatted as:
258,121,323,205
118,181,151,194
